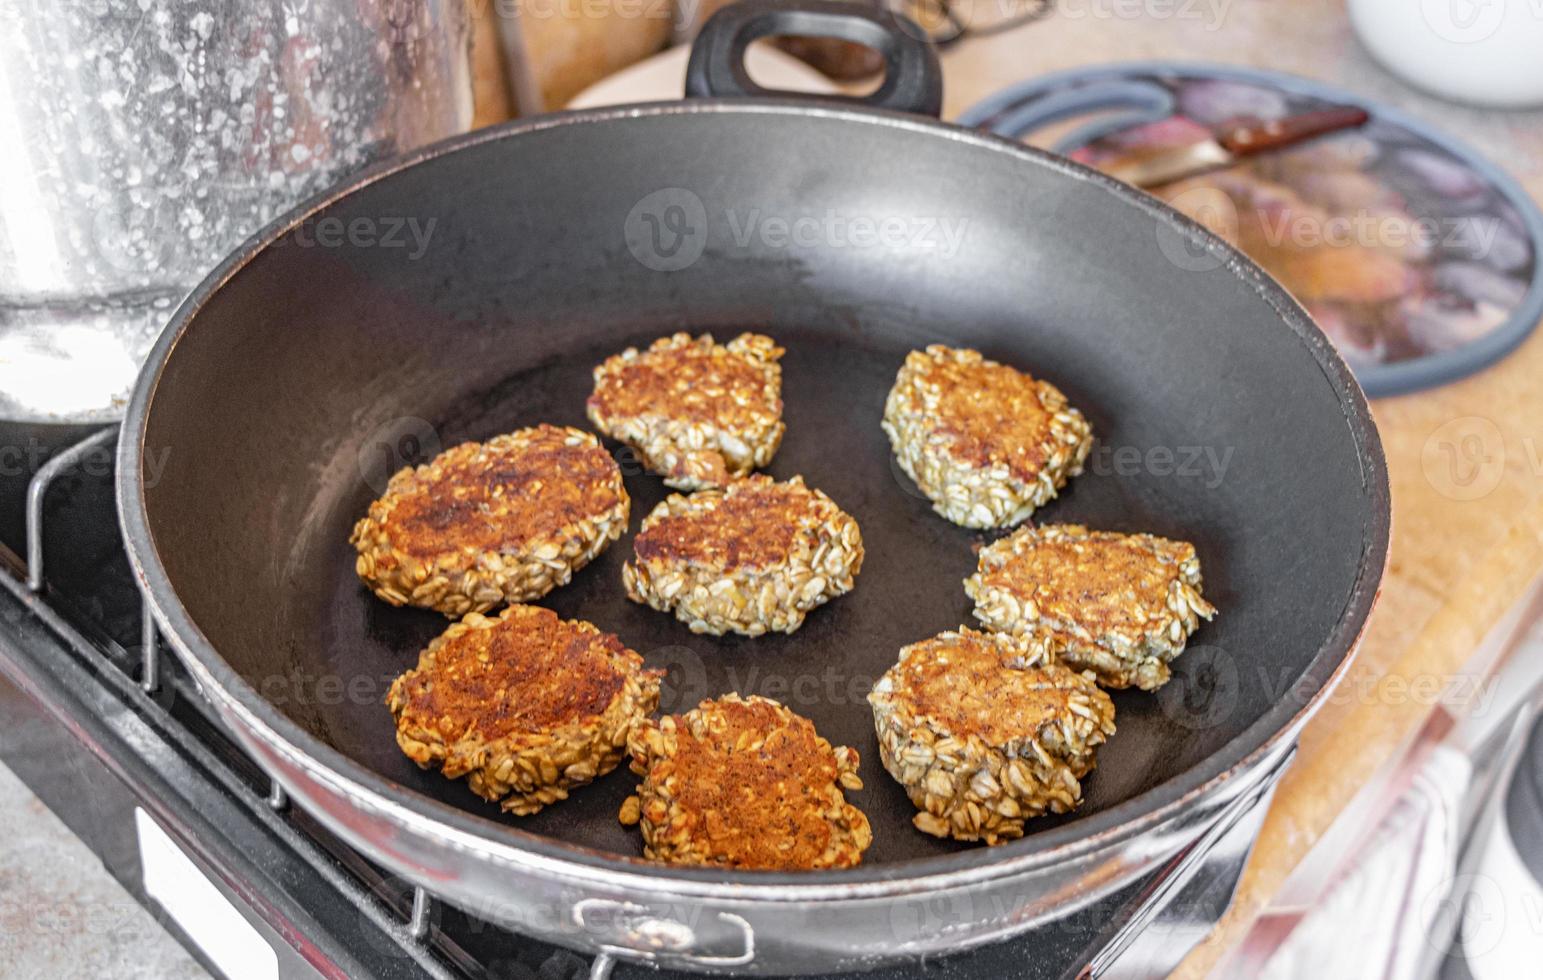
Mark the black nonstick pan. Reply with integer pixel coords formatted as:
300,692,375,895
118,2,1388,974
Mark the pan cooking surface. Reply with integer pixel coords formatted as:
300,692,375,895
302,323,1335,865
136,107,1379,870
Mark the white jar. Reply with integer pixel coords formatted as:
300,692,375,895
1348,0,1543,108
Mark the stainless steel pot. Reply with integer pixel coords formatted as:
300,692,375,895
0,0,473,423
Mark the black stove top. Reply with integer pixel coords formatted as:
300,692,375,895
0,423,1256,980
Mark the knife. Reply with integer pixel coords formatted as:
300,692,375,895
1100,106,1371,189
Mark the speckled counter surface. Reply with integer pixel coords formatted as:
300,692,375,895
0,761,207,980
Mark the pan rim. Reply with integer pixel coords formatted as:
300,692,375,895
117,98,1390,899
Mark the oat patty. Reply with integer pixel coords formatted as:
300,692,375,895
387,605,663,816
622,474,863,636
351,424,628,617
587,332,785,490
868,627,1115,844
965,523,1216,691
882,345,1093,529
619,694,871,869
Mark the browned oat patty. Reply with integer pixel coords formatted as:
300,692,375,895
587,332,784,490
965,523,1216,691
619,694,871,869
622,475,863,636
882,345,1092,528
387,604,662,816
868,627,1115,844
350,424,628,617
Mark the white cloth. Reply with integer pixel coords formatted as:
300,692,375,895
1257,746,1472,980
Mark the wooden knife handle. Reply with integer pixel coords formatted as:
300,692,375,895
1215,106,1370,156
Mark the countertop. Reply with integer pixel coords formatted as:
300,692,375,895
924,1,1543,974
0,761,205,979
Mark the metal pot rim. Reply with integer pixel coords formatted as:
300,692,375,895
117,99,1390,902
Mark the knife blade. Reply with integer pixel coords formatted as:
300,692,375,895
1100,105,1371,189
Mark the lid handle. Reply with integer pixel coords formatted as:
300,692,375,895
685,0,943,118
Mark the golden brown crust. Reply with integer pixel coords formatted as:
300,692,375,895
882,346,1092,528
885,630,1103,751
350,425,629,617
965,524,1216,690
390,606,629,735
383,430,622,559
388,605,663,816
632,477,806,572
868,627,1116,844
587,333,785,490
588,332,780,426
919,352,1060,482
622,475,864,636
620,694,871,870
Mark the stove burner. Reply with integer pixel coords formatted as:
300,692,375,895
0,424,1284,979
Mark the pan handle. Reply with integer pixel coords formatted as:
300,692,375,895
685,0,943,118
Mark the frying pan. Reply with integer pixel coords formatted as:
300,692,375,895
117,2,1389,974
